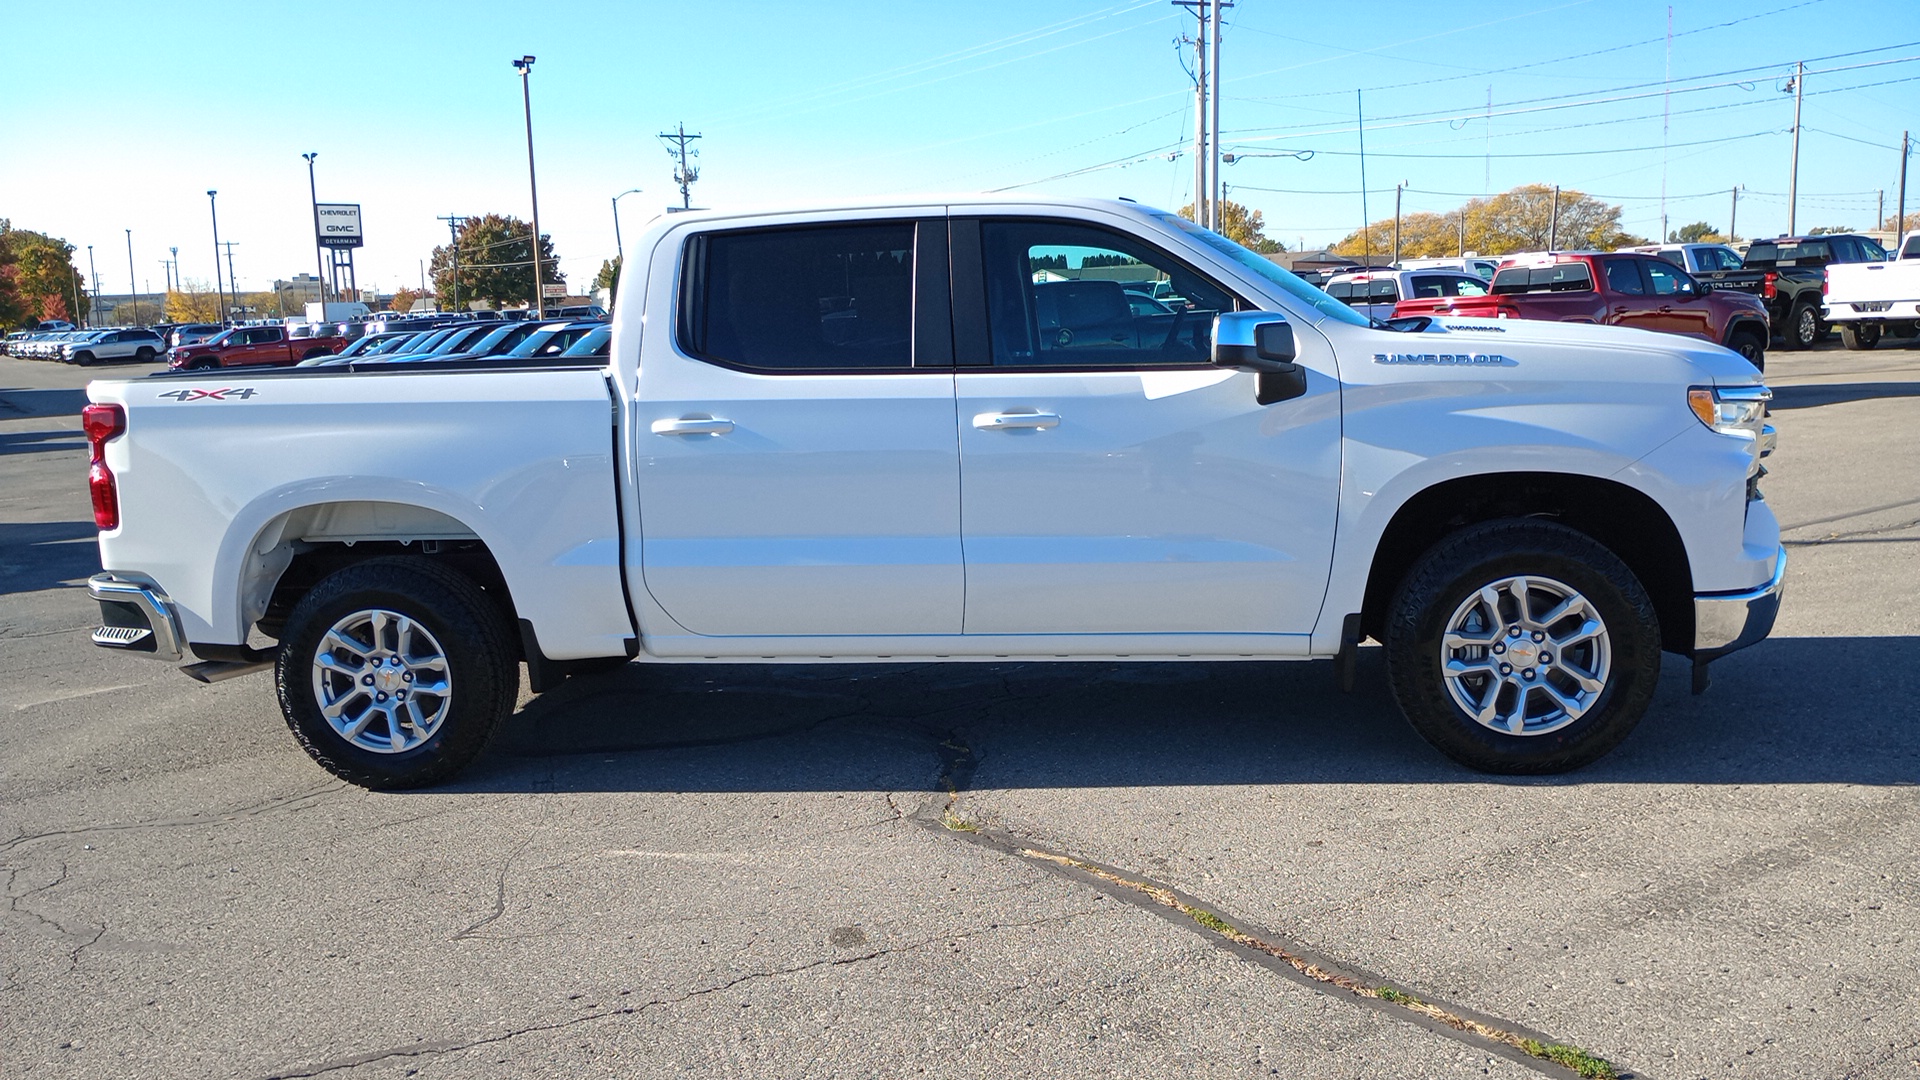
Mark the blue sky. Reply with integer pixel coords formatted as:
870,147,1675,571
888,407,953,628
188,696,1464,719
6,0,1916,298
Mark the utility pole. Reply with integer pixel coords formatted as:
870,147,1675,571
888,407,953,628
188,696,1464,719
1878,190,1885,235
170,246,179,296
1457,214,1465,257
1787,60,1804,235
86,245,99,327
437,214,467,313
221,243,239,316
1358,90,1370,262
1392,182,1404,264
208,191,227,324
1209,0,1223,230
657,122,703,211
1549,185,1561,251
1729,187,1740,243
1899,130,1910,239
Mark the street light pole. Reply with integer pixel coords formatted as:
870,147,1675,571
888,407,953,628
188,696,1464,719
303,152,327,305
513,55,546,319
86,245,98,328
612,188,644,259
126,229,139,326
208,190,228,324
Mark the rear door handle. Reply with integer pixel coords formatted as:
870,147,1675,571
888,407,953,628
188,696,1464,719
651,415,735,436
972,411,1060,431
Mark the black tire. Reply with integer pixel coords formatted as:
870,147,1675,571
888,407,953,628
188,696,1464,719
1780,301,1821,350
275,557,517,789
1839,322,1881,351
301,347,328,360
72,351,95,366
187,358,217,371
135,346,155,362
1384,519,1661,774
1726,327,1766,370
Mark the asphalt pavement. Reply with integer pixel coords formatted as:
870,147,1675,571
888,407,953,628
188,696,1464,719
1,336,1915,1080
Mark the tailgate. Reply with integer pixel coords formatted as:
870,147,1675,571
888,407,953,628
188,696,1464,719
1825,262,1920,306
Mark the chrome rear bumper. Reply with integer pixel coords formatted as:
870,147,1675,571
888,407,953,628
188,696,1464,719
87,573,185,663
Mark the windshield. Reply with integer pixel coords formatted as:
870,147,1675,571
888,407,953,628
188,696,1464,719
560,325,611,357
1147,211,1371,327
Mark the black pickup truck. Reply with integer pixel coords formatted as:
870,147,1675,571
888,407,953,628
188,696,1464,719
1696,234,1891,350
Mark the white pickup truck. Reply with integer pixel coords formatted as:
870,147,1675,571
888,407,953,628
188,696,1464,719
1822,232,1920,349
82,196,1785,787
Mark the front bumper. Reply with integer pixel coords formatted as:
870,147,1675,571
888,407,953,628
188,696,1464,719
87,573,185,662
1693,545,1786,662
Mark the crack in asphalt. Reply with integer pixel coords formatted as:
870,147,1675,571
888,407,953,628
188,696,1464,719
255,910,1100,1080
0,783,347,855
1783,515,1920,546
913,729,1635,1080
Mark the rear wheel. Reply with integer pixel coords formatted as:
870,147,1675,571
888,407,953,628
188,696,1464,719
275,557,516,789
134,346,155,362
1781,301,1821,350
1839,321,1881,351
1384,519,1661,774
186,358,217,371
72,351,95,366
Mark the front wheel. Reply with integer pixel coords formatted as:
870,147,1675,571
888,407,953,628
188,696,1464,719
71,351,95,366
1726,327,1766,370
134,346,155,362
1839,321,1881,351
275,557,517,789
1384,519,1661,774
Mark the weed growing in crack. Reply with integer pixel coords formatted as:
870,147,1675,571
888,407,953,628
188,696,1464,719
1521,1039,1617,1079
940,808,979,833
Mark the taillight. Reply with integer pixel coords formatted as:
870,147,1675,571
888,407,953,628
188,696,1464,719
1762,271,1778,299
1822,276,1829,296
82,403,124,530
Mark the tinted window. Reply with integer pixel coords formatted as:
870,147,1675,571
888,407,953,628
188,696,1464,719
688,222,915,371
1604,259,1647,295
1491,263,1594,294
982,220,1235,368
1146,210,1369,326
1642,259,1689,296
1860,237,1888,261
1829,236,1863,262
1410,274,1487,298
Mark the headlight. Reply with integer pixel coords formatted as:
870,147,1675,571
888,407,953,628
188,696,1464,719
1688,385,1770,440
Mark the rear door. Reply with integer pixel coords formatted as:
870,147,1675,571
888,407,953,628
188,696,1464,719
631,217,965,638
949,214,1340,638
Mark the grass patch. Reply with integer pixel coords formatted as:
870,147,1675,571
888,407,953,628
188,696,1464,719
1187,908,1235,935
1521,1039,1617,1079
1374,987,1416,1005
940,807,978,832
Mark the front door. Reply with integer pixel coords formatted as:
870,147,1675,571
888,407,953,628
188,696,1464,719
951,216,1341,638
633,218,965,638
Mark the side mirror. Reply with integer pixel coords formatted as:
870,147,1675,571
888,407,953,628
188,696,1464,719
1212,311,1307,405
1212,311,1297,373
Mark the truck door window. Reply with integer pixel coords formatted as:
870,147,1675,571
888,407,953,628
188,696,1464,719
1642,259,1689,296
979,220,1235,368
1605,259,1648,295
684,222,916,371
1861,237,1889,261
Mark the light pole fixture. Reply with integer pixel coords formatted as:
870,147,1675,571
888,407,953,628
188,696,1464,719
208,190,228,324
513,54,546,319
612,188,643,259
303,152,327,305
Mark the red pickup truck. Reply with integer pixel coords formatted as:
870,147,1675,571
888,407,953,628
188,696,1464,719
168,325,346,371
1394,252,1771,368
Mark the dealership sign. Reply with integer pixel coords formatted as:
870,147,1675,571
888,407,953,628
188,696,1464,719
316,203,363,249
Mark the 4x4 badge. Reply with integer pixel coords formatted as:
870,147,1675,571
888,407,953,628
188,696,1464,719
159,388,258,401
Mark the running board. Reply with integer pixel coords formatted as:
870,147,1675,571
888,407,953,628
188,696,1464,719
181,659,275,684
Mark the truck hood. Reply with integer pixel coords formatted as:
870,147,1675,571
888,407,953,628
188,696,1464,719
1404,316,1766,388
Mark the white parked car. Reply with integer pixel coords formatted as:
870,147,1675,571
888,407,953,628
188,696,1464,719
82,196,1783,788
1623,243,1746,275
63,327,165,365
1324,268,1492,321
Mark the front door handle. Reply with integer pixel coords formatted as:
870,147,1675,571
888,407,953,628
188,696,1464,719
973,411,1060,431
651,415,735,436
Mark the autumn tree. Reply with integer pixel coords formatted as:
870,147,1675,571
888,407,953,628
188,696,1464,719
166,280,223,323
428,213,564,312
1334,185,1647,258
1180,199,1283,253
387,287,423,313
1669,221,1724,243
0,221,89,327
596,257,621,307
1881,211,1920,233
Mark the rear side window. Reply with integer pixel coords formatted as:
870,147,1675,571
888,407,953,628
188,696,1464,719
1410,274,1487,298
1491,263,1594,294
684,222,915,371
1603,260,1647,295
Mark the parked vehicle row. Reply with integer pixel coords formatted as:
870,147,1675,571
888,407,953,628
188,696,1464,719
3,327,166,365
296,318,608,369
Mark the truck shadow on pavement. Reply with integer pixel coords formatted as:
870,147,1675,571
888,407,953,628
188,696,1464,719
465,635,1918,793
1770,382,1920,409
0,520,101,596
0,387,88,420
0,428,88,456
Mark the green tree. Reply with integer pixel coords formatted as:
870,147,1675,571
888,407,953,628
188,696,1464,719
1669,221,1724,243
595,257,621,307
1180,199,1283,253
429,213,564,312
1806,225,1857,235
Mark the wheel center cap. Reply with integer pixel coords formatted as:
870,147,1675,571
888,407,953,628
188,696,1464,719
1507,640,1540,669
375,667,405,692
